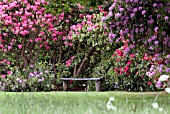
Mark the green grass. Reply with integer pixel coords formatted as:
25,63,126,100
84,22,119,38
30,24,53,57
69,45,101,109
0,91,169,114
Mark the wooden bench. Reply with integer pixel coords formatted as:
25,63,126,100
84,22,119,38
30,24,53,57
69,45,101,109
60,78,103,91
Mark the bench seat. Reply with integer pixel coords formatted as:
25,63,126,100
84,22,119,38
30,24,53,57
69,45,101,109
60,78,102,91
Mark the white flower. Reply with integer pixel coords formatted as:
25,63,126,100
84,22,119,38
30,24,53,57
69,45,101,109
158,75,169,82
165,88,170,94
109,97,115,101
158,107,163,112
152,102,159,109
106,97,117,111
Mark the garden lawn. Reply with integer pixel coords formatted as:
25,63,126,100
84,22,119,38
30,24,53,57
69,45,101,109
0,91,169,114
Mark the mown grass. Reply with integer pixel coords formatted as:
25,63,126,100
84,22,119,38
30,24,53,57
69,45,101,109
0,91,169,114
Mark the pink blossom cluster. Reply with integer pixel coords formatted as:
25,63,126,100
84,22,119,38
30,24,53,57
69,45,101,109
0,0,69,53
65,56,75,67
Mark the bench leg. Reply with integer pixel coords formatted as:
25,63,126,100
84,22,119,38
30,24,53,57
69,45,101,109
95,81,101,91
63,81,68,91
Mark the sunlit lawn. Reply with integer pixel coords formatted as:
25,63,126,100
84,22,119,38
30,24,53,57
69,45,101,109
0,91,169,114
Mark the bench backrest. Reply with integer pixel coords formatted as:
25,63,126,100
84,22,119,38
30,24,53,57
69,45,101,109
60,78,102,81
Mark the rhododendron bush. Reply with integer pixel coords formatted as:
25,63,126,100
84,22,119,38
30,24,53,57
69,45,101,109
0,0,112,91
101,0,170,91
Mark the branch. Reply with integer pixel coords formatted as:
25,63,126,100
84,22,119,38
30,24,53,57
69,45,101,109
30,46,41,65
58,40,63,62
73,42,80,76
75,46,95,77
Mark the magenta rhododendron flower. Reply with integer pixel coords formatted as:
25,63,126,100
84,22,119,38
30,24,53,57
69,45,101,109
129,54,135,58
148,82,152,85
18,44,22,49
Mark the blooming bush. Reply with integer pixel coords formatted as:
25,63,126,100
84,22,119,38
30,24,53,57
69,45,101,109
0,62,55,91
101,0,170,91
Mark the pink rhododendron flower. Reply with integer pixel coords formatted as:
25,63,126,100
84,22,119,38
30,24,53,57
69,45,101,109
18,44,22,49
127,60,132,65
69,42,73,47
3,59,7,63
7,70,12,75
8,46,12,50
1,74,6,79
66,59,72,67
129,54,135,58
7,61,10,65
148,82,152,85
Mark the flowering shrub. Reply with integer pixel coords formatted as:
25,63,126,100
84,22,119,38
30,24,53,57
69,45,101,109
0,62,55,91
102,0,170,91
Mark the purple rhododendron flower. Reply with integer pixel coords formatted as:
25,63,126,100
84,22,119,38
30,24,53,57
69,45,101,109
141,10,146,15
150,67,154,72
164,16,169,20
34,71,37,74
130,0,133,2
154,27,159,32
165,68,170,72
167,55,170,59
148,38,152,43
108,12,113,17
160,64,164,68
101,17,107,21
124,47,130,55
109,2,116,11
134,0,138,3
153,3,157,7
138,6,142,11
38,79,42,82
148,19,154,24
151,35,157,40
149,46,154,50
36,74,40,77
29,72,34,77
115,13,121,19
154,41,159,45
119,8,124,12
135,28,139,33
112,34,116,39
156,81,162,88
130,35,134,39
130,13,135,18
126,0,129,3
157,14,161,18
125,28,129,33
133,8,138,13
30,65,34,68
130,44,135,49
140,28,144,32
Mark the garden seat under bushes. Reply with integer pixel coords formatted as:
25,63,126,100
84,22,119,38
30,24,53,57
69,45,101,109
60,78,103,91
